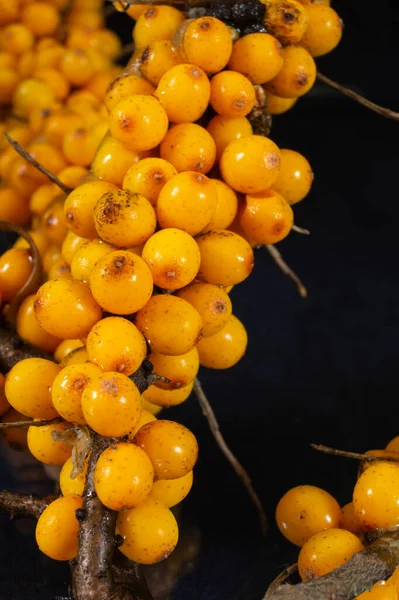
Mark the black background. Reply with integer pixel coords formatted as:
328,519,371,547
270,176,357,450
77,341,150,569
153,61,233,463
1,0,399,597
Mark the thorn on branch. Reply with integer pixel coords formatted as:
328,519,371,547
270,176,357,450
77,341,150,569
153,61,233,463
311,443,399,464
292,224,310,235
0,417,63,429
265,245,308,299
193,378,268,536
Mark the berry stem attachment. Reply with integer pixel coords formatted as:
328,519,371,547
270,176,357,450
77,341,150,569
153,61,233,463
0,417,63,429
193,378,268,536
0,491,52,520
292,224,310,235
263,563,298,599
5,134,73,195
311,443,399,464
317,73,399,121
265,245,307,299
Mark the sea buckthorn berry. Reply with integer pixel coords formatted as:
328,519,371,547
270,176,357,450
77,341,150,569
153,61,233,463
196,314,247,369
340,502,363,534
298,529,364,581
2,408,30,451
155,64,210,124
62,127,98,167
353,462,399,530
14,230,49,259
34,278,102,339
135,295,202,356
64,181,119,239
94,443,154,510
196,230,254,287
210,71,256,118
142,395,163,415
30,184,59,216
87,28,122,59
35,44,65,70
133,6,185,49
70,239,113,283
142,381,194,408
135,420,198,480
386,436,399,453
91,134,147,187
117,498,179,564
86,317,147,376
182,16,232,74
42,197,68,246
301,4,343,57
265,45,316,98
110,95,168,152
0,375,10,417
94,189,156,248
273,149,313,204
137,40,182,87
0,68,19,104
81,372,141,437
157,172,217,236
123,158,177,206
36,496,82,561
148,348,199,391
228,33,283,84
356,580,398,600
160,123,216,174
34,67,70,101
275,485,342,546
265,0,309,44
58,166,88,190
176,282,232,337
60,456,88,497
21,2,60,37
61,231,87,267
61,49,94,86
0,0,18,26
0,247,33,302
240,189,293,245
142,228,201,290
357,449,399,478
13,78,55,118
207,115,253,162
205,180,238,231
27,421,73,465
0,24,34,56
128,409,157,440
24,142,67,184
61,346,89,367
89,251,153,315
264,90,298,114
150,471,193,508
16,295,61,353
51,363,102,424
48,258,71,281
105,73,155,112
54,339,84,364
42,110,84,148
221,134,281,194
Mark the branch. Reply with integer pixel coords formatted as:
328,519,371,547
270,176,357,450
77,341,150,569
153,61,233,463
0,491,52,519
265,245,307,299
0,417,63,429
264,564,298,599
317,73,399,121
5,134,73,194
311,443,399,464
193,378,268,536
0,326,52,372
292,224,310,235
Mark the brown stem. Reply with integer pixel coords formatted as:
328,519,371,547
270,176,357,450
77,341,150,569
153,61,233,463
5,134,73,194
0,491,52,519
193,378,268,536
311,443,399,463
264,564,298,599
0,417,63,429
265,245,307,299
317,73,399,121
292,224,310,235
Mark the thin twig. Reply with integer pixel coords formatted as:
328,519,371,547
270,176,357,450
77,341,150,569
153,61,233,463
265,245,307,299
317,72,399,121
0,491,53,519
292,224,310,235
0,417,63,429
5,134,73,194
311,443,399,463
193,378,268,536
264,564,298,599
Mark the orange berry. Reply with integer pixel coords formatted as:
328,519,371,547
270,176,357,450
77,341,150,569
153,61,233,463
16,294,61,353
0,68,19,103
35,44,65,70
85,66,121,101
301,4,343,57
0,188,30,225
36,496,81,561
356,580,398,600
155,64,210,124
87,28,122,60
196,230,254,286
24,142,66,184
128,409,157,440
273,149,314,204
17,50,36,77
353,462,399,530
160,123,216,174
265,45,316,98
0,24,34,56
182,16,232,74
61,346,89,367
61,230,87,266
204,179,238,231
91,133,148,187
42,110,84,148
64,181,119,239
196,314,247,369
48,258,71,281
61,49,94,86
240,189,293,245
62,127,98,167
13,78,56,119
206,115,253,162
135,294,202,356
386,436,399,453
210,71,256,118
51,362,102,424
133,6,185,49
0,247,33,302
149,348,199,391
0,0,18,26
340,502,363,534
221,134,281,194
42,196,68,246
265,0,309,44
137,40,182,87
59,456,88,497
30,184,59,216
141,395,163,415
27,421,73,465
150,471,193,508
142,382,193,408
123,157,177,206
21,2,60,37
70,239,113,283
105,72,155,112
58,165,88,189
110,95,168,152
228,33,283,84
54,339,84,363
176,282,232,337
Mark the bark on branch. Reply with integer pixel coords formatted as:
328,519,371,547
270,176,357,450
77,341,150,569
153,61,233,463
0,491,52,519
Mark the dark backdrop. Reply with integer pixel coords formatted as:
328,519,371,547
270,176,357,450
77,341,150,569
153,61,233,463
1,0,399,597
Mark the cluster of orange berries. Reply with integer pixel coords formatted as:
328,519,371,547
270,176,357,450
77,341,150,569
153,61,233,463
275,436,399,598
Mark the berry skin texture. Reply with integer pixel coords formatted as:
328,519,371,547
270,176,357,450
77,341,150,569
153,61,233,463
94,443,154,510
134,420,198,480
273,148,313,204
133,6,185,49
196,314,247,369
148,348,200,391
176,282,232,337
128,409,157,441
59,456,88,497
210,71,256,118
356,580,398,600
265,45,317,98
54,339,84,364
156,172,217,236
61,347,89,368
155,64,210,124
142,381,194,408
228,33,284,85
94,189,156,248
150,471,193,508
36,496,82,561
51,363,102,424
27,422,73,465
207,115,253,162
196,230,254,287
160,123,216,174
136,40,182,87
205,179,238,231
89,251,153,315
110,95,168,153
34,278,102,339
353,462,399,530
265,0,310,45
105,73,155,112
123,158,177,206
301,4,343,57
61,49,94,87
86,317,147,376
275,485,342,546
117,498,179,564
264,90,298,115
91,134,147,187
220,135,281,194
82,372,142,438
0,248,33,302
61,231,87,266
240,189,294,245
182,16,232,74
70,239,114,284
64,181,119,239
340,502,363,534
5,358,60,420
16,294,61,353
135,295,203,356
142,228,201,290
298,529,364,581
